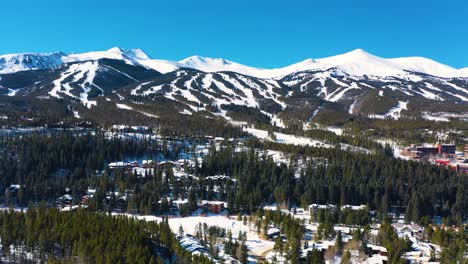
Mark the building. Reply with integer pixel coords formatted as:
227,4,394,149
435,159,451,166
179,235,209,255
438,144,456,155
341,204,367,211
111,125,151,133
141,159,154,168
173,199,189,210
308,204,337,215
199,201,225,214
367,244,388,257
56,194,73,208
415,145,439,158
266,227,281,239
452,163,468,174
403,143,456,159
5,184,21,196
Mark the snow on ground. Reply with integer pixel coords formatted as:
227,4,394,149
326,81,360,102
416,88,439,100
7,88,20,96
246,126,369,154
180,109,193,115
325,126,344,136
310,106,322,119
422,111,468,122
48,61,99,108
348,100,357,114
115,103,159,118
245,126,332,148
119,214,274,256
0,205,28,212
116,103,133,110
73,110,81,119
4,47,468,79
423,114,449,122
369,101,408,120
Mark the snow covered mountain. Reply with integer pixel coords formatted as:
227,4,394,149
1,47,467,78
0,47,467,127
0,52,66,73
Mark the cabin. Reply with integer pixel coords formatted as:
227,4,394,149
56,194,73,208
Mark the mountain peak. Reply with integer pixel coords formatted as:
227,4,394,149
127,48,151,60
348,48,370,55
327,48,378,61
181,55,231,64
107,47,125,53
0,51,67,73
104,47,151,60
179,56,236,69
1,48,467,78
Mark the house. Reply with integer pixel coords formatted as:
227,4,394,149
393,223,424,240
208,201,225,213
56,194,73,208
142,159,154,168
308,204,336,214
170,199,189,212
111,125,151,133
80,195,91,205
393,223,422,233
402,251,432,263
366,253,388,264
5,184,21,196
179,235,209,255
86,188,96,196
367,244,388,257
108,161,128,169
266,227,281,239
341,204,367,211
199,201,225,214
80,188,97,206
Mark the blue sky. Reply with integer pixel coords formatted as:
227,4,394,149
1,0,467,68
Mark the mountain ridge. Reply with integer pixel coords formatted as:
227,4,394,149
1,47,467,78
0,48,467,128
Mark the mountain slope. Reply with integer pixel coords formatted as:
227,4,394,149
0,48,467,128
0,52,66,73
1,48,467,79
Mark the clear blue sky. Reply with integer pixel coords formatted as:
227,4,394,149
1,0,467,68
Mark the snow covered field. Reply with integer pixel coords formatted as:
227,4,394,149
369,101,408,120
245,126,332,148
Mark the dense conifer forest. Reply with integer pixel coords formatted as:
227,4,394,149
0,206,211,263
0,132,466,225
